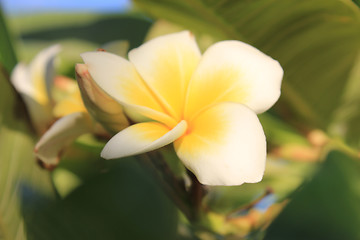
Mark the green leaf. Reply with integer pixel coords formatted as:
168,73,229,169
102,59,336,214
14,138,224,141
0,64,55,240
0,9,55,240
329,53,360,148
10,13,153,78
204,159,314,214
259,113,310,146
22,160,178,240
17,14,152,50
0,8,17,72
265,151,360,240
133,0,360,130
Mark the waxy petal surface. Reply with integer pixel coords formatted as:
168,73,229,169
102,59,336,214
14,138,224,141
29,44,61,105
35,112,93,168
11,63,51,134
76,63,129,133
129,31,201,120
174,102,266,186
185,41,283,120
101,120,187,159
11,45,60,134
81,51,176,127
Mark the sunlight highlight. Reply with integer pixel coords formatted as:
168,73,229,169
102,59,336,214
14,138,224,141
80,31,283,185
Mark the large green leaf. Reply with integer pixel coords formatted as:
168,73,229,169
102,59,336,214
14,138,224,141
9,13,153,79
0,9,16,72
204,158,314,213
21,159,178,240
329,53,360,148
15,14,152,50
133,0,360,130
0,9,55,240
265,150,360,239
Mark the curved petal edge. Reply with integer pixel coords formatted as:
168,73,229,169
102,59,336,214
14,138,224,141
101,120,187,159
35,112,93,169
175,102,266,186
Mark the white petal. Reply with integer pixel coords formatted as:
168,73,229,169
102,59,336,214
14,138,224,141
29,44,61,102
101,120,187,159
11,45,61,134
35,112,92,167
185,40,283,119
128,31,201,120
11,63,33,97
174,102,266,186
81,51,176,127
11,63,53,134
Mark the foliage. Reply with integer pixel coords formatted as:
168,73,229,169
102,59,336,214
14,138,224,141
1,0,360,239
22,159,178,240
266,151,360,240
0,9,54,240
133,0,360,147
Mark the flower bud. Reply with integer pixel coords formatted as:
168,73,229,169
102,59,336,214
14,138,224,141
75,64,129,133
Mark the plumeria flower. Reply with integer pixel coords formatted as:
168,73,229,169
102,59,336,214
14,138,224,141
11,45,61,135
78,31,283,185
11,45,128,169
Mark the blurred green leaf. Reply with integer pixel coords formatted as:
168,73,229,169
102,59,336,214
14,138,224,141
9,13,153,78
330,53,360,148
17,14,152,50
0,8,55,240
133,0,360,130
265,151,360,240
259,113,310,146
0,8,17,72
204,158,314,214
353,0,360,7
54,134,106,182
22,160,178,240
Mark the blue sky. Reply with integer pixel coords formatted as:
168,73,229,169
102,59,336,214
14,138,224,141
0,0,131,15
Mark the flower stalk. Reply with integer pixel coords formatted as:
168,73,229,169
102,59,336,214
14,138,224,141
136,151,206,222
136,152,192,220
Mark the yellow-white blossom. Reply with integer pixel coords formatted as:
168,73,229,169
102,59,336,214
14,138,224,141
11,45,128,168
80,31,283,185
11,45,61,134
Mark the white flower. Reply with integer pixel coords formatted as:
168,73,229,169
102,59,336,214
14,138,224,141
80,31,283,185
11,45,128,168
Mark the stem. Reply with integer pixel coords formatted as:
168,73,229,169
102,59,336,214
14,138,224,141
226,187,273,219
188,170,204,221
48,171,61,200
136,152,194,221
148,151,188,199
